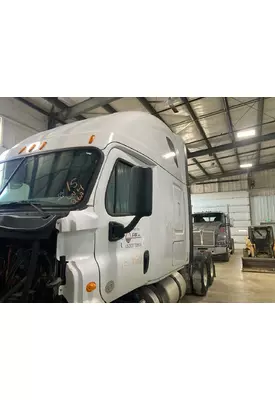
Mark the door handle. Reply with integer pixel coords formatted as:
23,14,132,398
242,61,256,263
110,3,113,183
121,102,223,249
143,250,150,274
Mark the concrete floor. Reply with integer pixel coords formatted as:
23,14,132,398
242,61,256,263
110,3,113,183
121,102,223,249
185,251,275,303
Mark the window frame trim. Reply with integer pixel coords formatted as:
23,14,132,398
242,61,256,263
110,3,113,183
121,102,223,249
105,157,134,217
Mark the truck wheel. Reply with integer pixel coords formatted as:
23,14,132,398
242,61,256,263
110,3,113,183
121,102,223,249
202,251,215,286
222,250,230,262
207,257,215,286
135,287,160,303
191,260,209,296
230,239,235,255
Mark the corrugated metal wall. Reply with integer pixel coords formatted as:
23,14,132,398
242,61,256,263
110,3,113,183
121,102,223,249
191,191,251,249
0,98,47,153
253,169,275,189
191,169,275,249
0,98,47,133
249,171,275,230
191,175,248,194
191,169,275,195
251,195,275,226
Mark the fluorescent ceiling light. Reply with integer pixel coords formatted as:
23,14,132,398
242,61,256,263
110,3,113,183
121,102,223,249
237,129,255,138
240,163,253,168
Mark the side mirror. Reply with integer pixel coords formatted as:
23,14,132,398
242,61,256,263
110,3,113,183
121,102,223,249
108,166,153,242
230,218,234,227
129,166,153,217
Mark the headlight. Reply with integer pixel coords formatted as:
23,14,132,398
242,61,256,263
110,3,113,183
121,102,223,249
216,234,226,246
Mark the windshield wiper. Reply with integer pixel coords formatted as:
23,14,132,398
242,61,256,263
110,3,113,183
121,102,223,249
0,201,50,218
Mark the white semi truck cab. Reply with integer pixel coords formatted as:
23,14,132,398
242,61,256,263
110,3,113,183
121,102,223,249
0,111,214,302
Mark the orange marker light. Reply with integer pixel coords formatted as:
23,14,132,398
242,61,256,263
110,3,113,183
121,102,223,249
86,282,97,292
28,144,36,152
88,135,95,144
39,141,47,150
18,146,26,154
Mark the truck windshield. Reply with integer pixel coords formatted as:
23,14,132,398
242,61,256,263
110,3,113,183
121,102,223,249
193,213,223,223
0,148,101,207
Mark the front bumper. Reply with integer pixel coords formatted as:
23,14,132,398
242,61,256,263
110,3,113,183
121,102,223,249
195,246,227,255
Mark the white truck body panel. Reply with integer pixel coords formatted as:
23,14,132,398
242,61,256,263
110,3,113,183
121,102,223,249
0,112,190,302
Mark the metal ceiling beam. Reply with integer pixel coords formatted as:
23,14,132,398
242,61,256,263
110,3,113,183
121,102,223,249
48,106,56,130
256,97,264,165
223,97,240,165
156,97,205,115
181,97,224,174
170,98,265,130
188,130,275,159
190,156,207,176
137,97,192,160
43,97,68,110
188,143,275,166
158,98,263,119
185,117,275,148
191,161,275,183
15,97,69,127
137,97,169,126
181,97,211,144
188,172,196,181
45,97,84,119
15,97,52,118
193,158,210,177
102,104,117,113
57,97,121,120
43,97,86,122
195,178,240,185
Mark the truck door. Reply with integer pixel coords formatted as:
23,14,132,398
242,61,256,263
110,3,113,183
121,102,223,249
94,148,151,302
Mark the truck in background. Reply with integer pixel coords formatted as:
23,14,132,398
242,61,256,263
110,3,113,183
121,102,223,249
192,211,234,262
0,111,215,303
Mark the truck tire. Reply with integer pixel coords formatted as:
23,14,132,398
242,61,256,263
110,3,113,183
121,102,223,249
207,257,215,286
202,251,215,286
136,287,160,303
222,249,230,262
230,239,235,255
191,259,209,296
178,266,192,295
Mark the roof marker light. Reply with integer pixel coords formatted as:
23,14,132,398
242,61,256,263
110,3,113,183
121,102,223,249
39,141,47,150
18,146,26,154
89,135,95,144
28,144,36,152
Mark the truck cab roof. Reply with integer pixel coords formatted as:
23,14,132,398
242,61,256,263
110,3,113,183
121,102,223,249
0,111,187,183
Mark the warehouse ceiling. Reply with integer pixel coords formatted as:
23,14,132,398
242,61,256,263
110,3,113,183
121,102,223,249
15,97,275,183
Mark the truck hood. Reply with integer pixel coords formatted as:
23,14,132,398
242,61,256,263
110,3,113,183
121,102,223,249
193,221,222,233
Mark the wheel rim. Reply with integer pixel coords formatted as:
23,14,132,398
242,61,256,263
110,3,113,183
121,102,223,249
210,261,214,277
203,266,208,286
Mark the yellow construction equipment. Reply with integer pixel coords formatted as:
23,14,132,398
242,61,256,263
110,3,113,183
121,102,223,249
242,225,275,273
